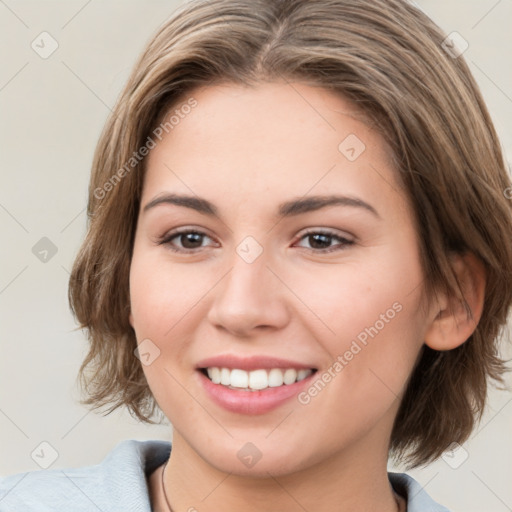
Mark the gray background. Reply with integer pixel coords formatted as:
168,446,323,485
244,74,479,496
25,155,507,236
1,1,511,511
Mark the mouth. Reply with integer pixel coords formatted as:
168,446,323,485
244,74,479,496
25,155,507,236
195,355,319,414
199,367,318,392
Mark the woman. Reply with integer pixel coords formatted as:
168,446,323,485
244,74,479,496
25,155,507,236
2,0,511,510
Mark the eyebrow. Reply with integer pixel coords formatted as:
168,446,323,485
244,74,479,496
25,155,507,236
143,193,380,219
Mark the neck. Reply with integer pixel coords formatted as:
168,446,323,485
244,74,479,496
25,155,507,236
155,430,403,512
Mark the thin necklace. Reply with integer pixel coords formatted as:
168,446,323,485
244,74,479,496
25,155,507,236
394,490,406,512
161,460,404,512
161,459,173,512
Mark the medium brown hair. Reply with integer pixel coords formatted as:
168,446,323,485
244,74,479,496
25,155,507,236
69,0,512,469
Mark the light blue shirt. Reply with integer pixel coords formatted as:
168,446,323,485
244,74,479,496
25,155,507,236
0,439,450,511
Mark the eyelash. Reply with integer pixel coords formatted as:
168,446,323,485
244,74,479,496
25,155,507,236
157,228,354,254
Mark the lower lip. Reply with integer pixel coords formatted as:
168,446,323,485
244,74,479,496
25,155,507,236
198,370,315,415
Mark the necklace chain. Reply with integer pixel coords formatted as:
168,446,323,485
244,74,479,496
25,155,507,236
161,460,173,512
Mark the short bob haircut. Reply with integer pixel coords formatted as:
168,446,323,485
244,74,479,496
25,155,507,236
69,0,512,470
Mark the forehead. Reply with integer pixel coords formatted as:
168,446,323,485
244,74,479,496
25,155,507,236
143,81,404,216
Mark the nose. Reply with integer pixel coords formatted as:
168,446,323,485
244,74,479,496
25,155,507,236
207,248,290,337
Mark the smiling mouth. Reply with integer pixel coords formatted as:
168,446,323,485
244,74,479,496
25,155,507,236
199,367,318,391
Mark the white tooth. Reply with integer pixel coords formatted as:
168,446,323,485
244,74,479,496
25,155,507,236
209,367,221,384
249,369,268,390
220,368,231,385
268,368,284,387
296,369,311,382
230,369,249,388
211,367,311,389
283,368,298,385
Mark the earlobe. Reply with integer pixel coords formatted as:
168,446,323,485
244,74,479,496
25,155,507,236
424,252,486,351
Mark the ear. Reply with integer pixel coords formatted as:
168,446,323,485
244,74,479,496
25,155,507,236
129,312,134,329
424,252,486,351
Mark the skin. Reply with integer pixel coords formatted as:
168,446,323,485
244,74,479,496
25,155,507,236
128,81,485,512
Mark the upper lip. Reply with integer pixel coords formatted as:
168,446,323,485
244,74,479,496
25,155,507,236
196,355,317,371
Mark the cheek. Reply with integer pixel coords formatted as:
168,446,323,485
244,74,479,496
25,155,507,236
128,250,204,409
289,240,426,409
290,282,425,461
286,242,425,348
129,248,209,340
128,248,220,400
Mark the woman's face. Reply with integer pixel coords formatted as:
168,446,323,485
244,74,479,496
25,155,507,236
129,81,435,476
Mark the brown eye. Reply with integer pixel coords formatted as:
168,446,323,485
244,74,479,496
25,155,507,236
178,232,205,249
295,230,354,253
307,233,332,250
159,229,216,253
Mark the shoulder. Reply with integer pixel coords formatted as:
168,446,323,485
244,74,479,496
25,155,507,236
0,439,171,512
388,471,452,512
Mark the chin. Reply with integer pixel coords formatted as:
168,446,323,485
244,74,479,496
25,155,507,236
194,436,320,478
